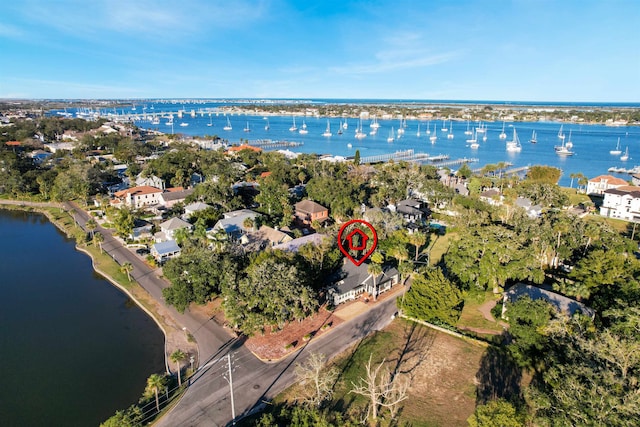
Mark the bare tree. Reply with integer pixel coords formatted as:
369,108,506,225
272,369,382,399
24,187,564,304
350,354,410,421
294,352,338,407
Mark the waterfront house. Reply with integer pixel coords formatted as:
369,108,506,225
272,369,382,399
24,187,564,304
479,189,503,206
396,199,431,223
272,233,326,252
112,186,163,209
599,185,640,222
586,175,628,196
294,200,329,226
503,283,595,319
151,240,181,262
327,260,400,306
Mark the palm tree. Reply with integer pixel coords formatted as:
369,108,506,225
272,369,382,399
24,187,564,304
85,218,97,239
144,373,167,413
120,262,133,282
367,262,383,301
93,231,104,253
407,231,427,261
170,349,186,387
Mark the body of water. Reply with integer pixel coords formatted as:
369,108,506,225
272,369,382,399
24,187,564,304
53,100,640,187
0,209,164,426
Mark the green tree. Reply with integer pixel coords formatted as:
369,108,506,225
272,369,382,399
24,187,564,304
92,231,105,253
468,399,525,427
505,296,554,370
407,231,427,261
525,165,562,184
113,208,134,239
170,349,186,387
143,374,167,413
367,261,383,302
100,405,143,427
399,268,463,326
85,218,97,239
353,149,361,166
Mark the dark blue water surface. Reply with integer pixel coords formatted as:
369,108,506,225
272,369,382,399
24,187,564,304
0,209,164,427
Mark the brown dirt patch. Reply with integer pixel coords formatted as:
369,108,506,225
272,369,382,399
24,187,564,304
244,307,344,361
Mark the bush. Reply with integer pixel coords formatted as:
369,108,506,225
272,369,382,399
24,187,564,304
491,301,504,320
302,333,312,341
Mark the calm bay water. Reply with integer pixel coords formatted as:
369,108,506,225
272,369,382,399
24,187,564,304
0,209,164,426
130,102,639,187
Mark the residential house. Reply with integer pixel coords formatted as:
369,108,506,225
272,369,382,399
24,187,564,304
600,185,640,221
240,225,293,250
184,202,212,218
135,174,165,190
158,217,193,241
272,234,326,252
396,199,430,223
503,283,595,319
327,261,400,306
130,219,153,241
514,197,543,219
151,240,181,263
294,200,329,226
112,186,164,209
479,189,503,206
159,187,194,208
586,174,628,196
212,209,261,239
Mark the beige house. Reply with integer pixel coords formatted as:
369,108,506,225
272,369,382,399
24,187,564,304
586,175,627,196
112,186,163,209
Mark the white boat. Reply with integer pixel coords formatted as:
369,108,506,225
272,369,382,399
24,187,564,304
397,118,405,135
299,120,308,134
243,121,251,132
416,123,421,137
557,124,565,141
441,120,448,132
476,121,486,134
610,137,622,155
447,126,454,139
370,116,380,129
565,130,574,149
179,122,189,127
289,117,298,132
466,129,477,144
506,129,522,152
482,131,488,142
223,116,232,131
337,120,343,135
355,119,367,139
464,120,472,136
322,120,332,137
555,137,574,156
207,114,213,127
347,143,353,148
426,120,431,135
369,127,377,136
529,130,537,143
152,117,160,125
429,125,437,143
387,127,395,142
621,146,630,161
264,118,270,131
499,121,507,140
342,119,348,130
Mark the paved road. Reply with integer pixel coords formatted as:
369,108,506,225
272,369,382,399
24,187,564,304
66,202,398,426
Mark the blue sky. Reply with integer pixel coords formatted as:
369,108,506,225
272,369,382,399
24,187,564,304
1,0,638,102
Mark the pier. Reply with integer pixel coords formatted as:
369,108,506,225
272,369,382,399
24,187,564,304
249,139,303,149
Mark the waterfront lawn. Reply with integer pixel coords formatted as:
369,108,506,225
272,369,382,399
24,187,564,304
264,319,485,426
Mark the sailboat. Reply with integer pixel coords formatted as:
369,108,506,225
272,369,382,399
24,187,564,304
387,127,395,143
429,125,437,143
620,147,630,161
223,116,232,131
610,137,622,155
441,120,448,132
264,118,270,131
289,117,298,132
555,136,574,156
476,121,486,134
207,114,213,127
426,120,431,135
416,123,421,137
342,119,348,130
499,121,507,140
447,125,454,139
397,118,405,135
557,125,565,141
337,120,343,135
506,129,522,152
565,130,574,149
482,130,488,142
243,121,251,132
355,119,367,139
464,120,472,136
370,116,380,129
529,130,537,143
299,120,308,134
468,129,479,149
322,120,332,137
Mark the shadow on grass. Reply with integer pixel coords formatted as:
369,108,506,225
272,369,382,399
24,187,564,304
475,342,522,405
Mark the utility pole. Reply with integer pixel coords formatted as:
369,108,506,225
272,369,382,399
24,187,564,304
223,353,236,425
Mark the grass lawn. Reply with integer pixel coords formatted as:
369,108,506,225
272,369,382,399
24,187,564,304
456,290,505,335
561,187,590,206
428,231,456,266
272,319,487,426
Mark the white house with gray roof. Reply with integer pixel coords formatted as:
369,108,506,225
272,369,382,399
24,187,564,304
327,261,399,306
213,209,261,238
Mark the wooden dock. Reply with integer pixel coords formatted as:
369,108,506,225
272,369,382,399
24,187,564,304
249,139,303,149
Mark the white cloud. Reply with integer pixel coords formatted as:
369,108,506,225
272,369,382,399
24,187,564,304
329,51,459,75
1,77,145,98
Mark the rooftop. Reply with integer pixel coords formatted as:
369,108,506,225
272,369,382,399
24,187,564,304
295,200,328,214
504,283,594,318
588,174,628,185
152,240,181,255
114,185,163,197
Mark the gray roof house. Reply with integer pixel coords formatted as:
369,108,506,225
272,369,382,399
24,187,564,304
327,261,400,306
503,283,595,319
151,240,181,262
272,233,326,252
213,209,261,238
159,217,193,240
184,202,212,218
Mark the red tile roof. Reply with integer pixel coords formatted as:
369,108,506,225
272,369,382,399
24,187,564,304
227,144,262,153
588,175,627,186
5,141,21,146
114,186,163,198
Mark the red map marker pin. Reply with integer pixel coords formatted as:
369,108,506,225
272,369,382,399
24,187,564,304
337,219,378,266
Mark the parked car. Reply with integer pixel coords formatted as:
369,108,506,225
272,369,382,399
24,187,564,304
136,248,150,255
